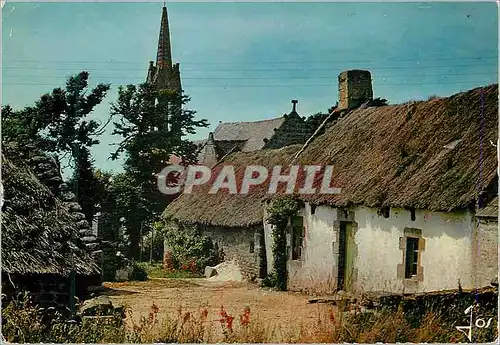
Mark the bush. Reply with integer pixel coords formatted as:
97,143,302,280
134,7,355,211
265,197,299,290
1,296,126,343
160,222,223,273
129,262,148,281
143,262,202,279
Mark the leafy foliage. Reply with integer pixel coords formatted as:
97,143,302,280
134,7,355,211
129,262,148,281
109,85,209,259
141,222,166,262
2,71,111,223
2,295,125,343
160,222,222,273
265,197,299,291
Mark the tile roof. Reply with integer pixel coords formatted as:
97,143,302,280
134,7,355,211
213,117,286,152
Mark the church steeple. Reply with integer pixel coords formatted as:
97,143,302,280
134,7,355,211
156,5,172,68
147,3,182,94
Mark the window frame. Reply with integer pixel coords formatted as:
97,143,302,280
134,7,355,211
398,228,425,284
404,236,419,278
291,214,305,261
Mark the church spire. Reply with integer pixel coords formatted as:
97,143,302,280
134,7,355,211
146,3,182,94
156,4,172,68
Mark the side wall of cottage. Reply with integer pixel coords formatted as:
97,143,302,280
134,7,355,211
353,207,474,294
472,217,498,288
164,222,265,281
263,204,339,294
263,203,487,294
202,226,265,281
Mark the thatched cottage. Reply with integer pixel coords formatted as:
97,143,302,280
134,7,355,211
164,145,300,280
2,151,101,306
164,71,498,294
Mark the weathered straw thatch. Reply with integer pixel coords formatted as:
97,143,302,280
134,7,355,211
164,145,300,227
164,84,498,227
293,84,498,211
2,154,100,276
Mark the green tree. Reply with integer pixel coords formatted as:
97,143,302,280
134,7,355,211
110,84,208,259
2,72,111,223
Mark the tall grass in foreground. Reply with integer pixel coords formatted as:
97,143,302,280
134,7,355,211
2,300,497,343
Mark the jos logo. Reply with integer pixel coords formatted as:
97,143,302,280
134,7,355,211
455,304,494,342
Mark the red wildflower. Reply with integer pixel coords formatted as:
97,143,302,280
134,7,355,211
219,305,234,332
151,302,159,314
240,306,251,326
226,314,234,331
189,260,197,272
329,308,335,324
219,305,228,323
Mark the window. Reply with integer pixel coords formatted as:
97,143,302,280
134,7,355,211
410,208,416,221
378,206,390,218
291,215,304,260
249,240,255,253
405,237,419,278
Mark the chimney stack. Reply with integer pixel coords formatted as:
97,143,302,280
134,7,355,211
291,99,298,113
338,70,373,110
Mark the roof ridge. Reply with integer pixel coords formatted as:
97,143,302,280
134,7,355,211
215,116,285,126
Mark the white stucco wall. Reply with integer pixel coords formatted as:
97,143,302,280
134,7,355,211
263,204,339,294
263,202,486,294
287,204,339,293
353,206,474,294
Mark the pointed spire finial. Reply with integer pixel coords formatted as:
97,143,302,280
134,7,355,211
156,4,172,68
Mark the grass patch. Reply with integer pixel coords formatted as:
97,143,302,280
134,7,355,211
144,262,202,279
3,297,497,343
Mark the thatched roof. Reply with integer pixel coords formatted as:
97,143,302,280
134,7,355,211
164,145,300,227
2,154,100,276
293,84,498,211
164,84,498,227
476,197,498,218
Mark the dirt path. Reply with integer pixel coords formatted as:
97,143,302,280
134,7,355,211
103,278,333,337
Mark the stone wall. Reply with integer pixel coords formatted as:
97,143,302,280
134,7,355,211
201,133,218,167
264,114,313,150
2,273,94,307
472,217,498,288
202,226,265,281
338,70,373,110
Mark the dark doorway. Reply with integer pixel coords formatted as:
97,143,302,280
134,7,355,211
258,228,267,278
337,221,354,291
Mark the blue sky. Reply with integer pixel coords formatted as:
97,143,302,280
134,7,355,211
2,1,498,174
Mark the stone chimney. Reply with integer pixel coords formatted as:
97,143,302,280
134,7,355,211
203,132,218,167
338,70,373,110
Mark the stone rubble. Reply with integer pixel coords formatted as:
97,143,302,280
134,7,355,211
207,260,243,282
